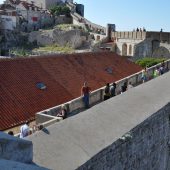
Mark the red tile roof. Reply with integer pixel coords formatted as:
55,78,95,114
0,52,142,130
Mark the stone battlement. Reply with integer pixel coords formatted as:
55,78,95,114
112,31,170,42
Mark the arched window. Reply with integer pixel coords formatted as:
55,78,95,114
122,43,127,56
129,44,132,55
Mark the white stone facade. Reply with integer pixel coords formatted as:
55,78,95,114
116,38,143,56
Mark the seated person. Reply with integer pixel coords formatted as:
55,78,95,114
57,105,67,119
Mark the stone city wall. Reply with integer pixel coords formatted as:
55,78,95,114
71,12,106,34
77,102,170,170
115,38,145,56
112,31,146,40
55,15,72,25
146,32,170,43
112,31,170,58
112,31,170,42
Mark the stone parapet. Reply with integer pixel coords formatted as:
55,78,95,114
0,159,49,170
112,31,146,40
78,102,170,170
112,31,170,43
0,132,33,163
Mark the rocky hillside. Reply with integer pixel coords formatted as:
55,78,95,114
29,25,89,49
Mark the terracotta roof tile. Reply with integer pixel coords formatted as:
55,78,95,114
0,52,142,130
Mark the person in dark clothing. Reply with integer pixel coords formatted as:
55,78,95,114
110,82,116,97
121,82,127,93
104,83,110,100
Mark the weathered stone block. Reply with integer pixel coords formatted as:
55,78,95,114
0,132,33,163
0,159,49,170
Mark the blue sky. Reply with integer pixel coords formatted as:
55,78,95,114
76,0,170,32
0,0,169,32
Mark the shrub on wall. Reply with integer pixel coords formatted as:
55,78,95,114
135,57,165,68
11,48,30,57
50,5,70,17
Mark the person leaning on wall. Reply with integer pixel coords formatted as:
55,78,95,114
81,81,91,109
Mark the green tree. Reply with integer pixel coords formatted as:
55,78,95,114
62,6,70,16
49,5,70,16
135,57,165,68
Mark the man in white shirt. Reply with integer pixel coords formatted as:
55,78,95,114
20,121,30,138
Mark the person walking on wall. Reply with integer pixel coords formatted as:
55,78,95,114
153,67,159,78
20,121,30,138
104,83,111,100
110,82,116,97
81,82,91,109
141,67,148,83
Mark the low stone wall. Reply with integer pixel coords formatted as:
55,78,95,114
0,132,33,163
36,59,170,125
77,102,170,170
55,16,72,25
41,118,63,128
72,12,105,32
90,32,107,42
35,113,56,125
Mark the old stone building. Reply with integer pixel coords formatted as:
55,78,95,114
111,31,170,59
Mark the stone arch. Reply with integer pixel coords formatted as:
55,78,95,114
152,46,170,58
122,43,127,56
152,40,160,53
129,44,132,55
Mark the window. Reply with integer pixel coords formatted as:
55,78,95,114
105,67,113,74
36,82,47,90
